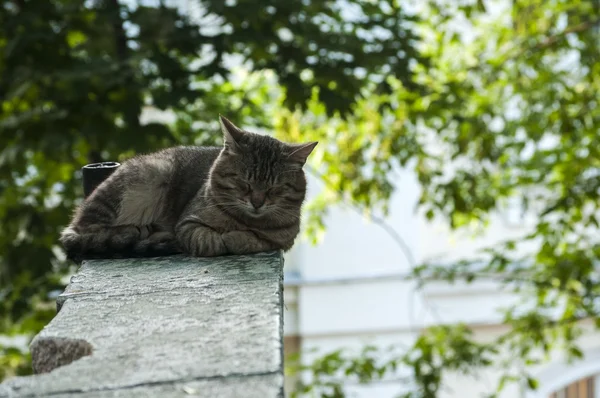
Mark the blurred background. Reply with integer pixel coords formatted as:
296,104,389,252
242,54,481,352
1,0,600,397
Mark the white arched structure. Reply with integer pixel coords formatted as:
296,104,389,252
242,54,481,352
526,347,600,398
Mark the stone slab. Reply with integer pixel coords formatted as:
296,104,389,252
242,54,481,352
57,252,283,310
0,374,283,398
0,251,284,398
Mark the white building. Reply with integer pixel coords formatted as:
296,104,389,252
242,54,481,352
282,170,600,398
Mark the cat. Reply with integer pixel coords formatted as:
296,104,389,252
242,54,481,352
59,115,318,262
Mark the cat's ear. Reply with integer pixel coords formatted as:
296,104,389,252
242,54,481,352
286,142,318,166
219,115,245,151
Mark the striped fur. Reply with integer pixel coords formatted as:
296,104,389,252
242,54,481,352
60,115,317,261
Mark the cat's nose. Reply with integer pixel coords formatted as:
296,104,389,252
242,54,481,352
250,192,266,209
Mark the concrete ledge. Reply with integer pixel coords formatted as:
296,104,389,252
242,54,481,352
0,252,285,398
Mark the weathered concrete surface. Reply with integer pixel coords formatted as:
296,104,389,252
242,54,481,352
0,251,285,398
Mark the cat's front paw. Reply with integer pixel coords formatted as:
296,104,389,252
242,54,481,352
149,231,180,253
221,230,264,254
221,231,250,253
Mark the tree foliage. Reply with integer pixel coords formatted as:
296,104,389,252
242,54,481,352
0,0,419,380
279,0,600,396
2,0,600,394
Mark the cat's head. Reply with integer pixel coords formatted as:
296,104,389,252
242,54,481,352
209,115,318,222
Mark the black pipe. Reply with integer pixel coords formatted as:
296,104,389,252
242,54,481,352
82,162,120,198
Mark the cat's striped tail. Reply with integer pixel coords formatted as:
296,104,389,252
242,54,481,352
59,224,181,262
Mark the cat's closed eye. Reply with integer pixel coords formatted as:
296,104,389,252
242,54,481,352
266,186,283,196
283,183,301,193
266,184,299,197
218,171,238,179
229,179,251,194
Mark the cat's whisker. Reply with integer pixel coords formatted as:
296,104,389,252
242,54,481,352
204,194,242,199
197,203,244,211
202,196,243,202
274,170,300,177
270,207,301,220
275,204,303,213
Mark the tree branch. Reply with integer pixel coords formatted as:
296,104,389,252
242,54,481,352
13,0,26,11
306,166,416,269
465,16,600,74
520,17,600,57
108,0,129,60
103,0,140,129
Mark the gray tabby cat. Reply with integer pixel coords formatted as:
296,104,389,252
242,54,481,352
59,115,317,262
